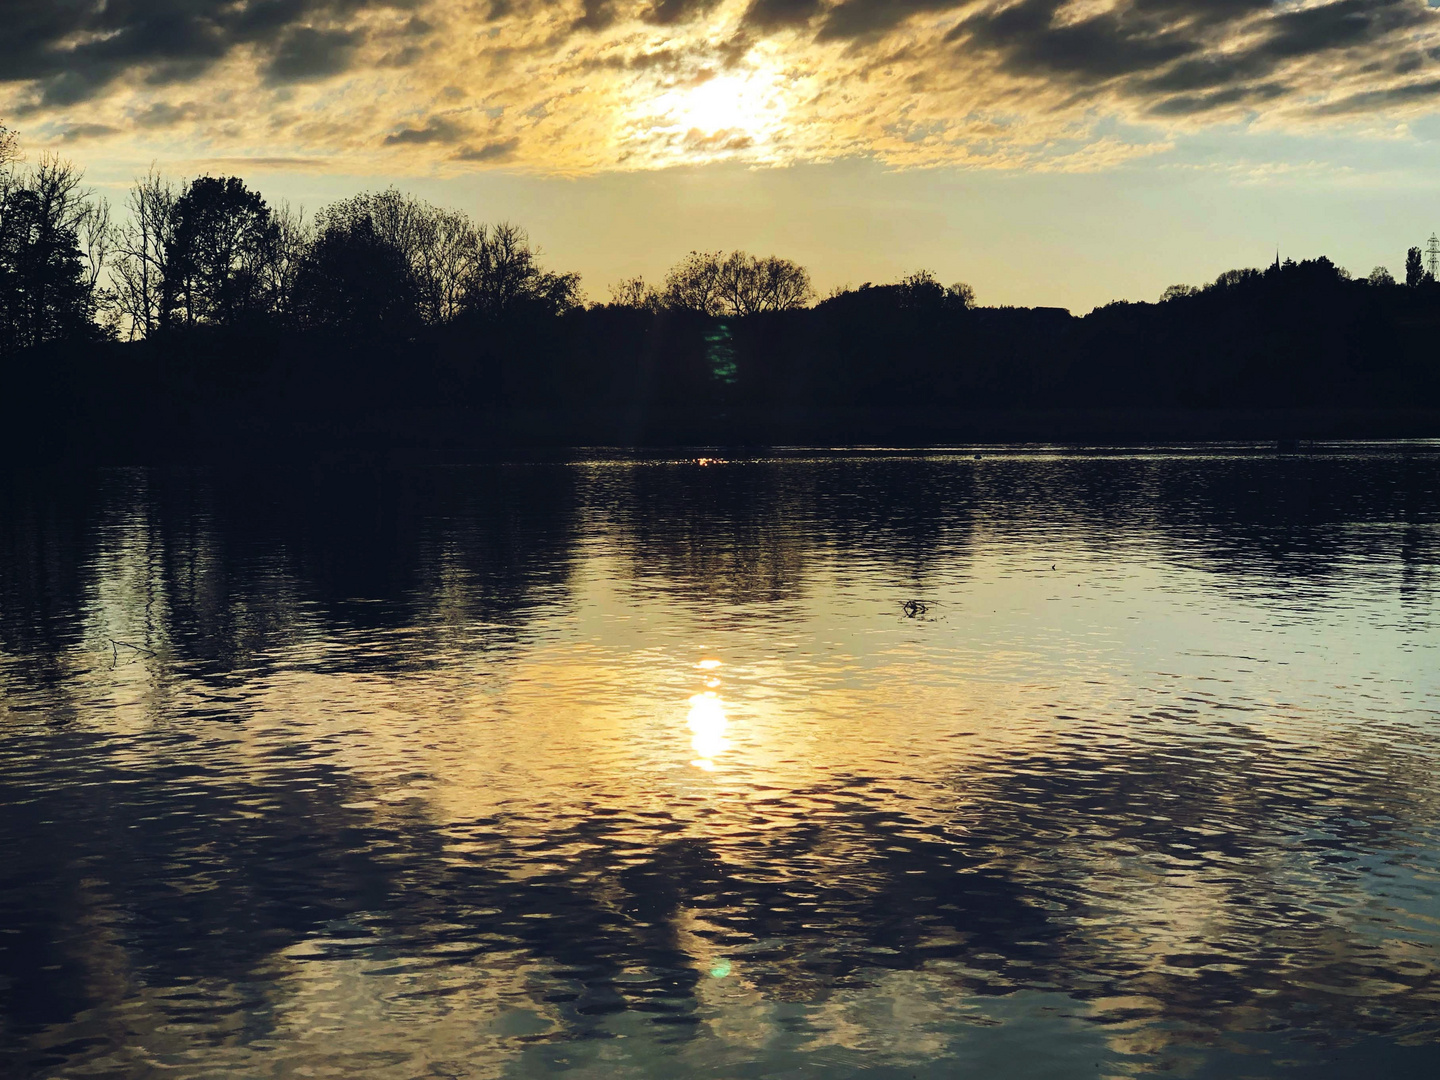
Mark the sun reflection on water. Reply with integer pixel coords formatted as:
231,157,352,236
688,659,729,770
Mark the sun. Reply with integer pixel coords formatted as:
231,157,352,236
623,60,792,166
661,73,769,137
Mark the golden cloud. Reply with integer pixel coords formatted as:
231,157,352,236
4,0,1440,173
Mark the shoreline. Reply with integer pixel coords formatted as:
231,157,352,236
8,405,1440,465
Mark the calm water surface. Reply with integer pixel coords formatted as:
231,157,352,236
1,448,1438,1078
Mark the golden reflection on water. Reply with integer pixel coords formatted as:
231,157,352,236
3,457,1440,1079
688,660,729,770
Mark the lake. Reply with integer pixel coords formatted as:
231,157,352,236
1,448,1438,1079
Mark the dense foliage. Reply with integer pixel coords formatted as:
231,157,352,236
0,155,103,354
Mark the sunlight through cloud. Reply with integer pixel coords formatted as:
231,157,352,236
620,50,797,167
6,0,1440,175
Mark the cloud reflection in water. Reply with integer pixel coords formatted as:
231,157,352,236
0,454,1439,1078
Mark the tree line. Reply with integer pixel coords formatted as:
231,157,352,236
7,120,1440,350
4,120,1440,454
2,162,587,348
0,123,857,355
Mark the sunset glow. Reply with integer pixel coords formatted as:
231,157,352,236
9,1,1440,177
7,1,1440,319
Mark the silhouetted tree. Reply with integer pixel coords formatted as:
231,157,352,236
259,201,312,323
112,171,177,339
422,207,481,323
318,190,467,325
663,251,727,315
163,176,276,328
293,208,421,338
949,281,977,308
307,194,577,325
663,250,813,316
823,270,975,315
896,269,973,311
608,275,661,310
1212,268,1262,291
719,252,813,314
1368,266,1396,287
1405,246,1424,287
463,222,581,320
0,156,101,354
0,190,94,354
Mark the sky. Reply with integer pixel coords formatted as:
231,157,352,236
6,0,1440,311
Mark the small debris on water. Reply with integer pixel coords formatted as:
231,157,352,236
902,599,929,618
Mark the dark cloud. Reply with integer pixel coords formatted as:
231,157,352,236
131,101,204,128
1261,0,1427,60
817,0,965,42
931,0,1440,116
144,58,222,87
577,46,688,73
203,155,328,167
572,0,617,31
58,123,119,141
951,0,1199,81
643,0,723,25
455,137,520,162
629,48,682,70
384,116,469,144
743,0,824,30
381,43,427,66
1147,82,1288,117
1313,75,1440,113
1392,52,1426,75
266,27,366,83
1137,53,1278,95
0,0,411,106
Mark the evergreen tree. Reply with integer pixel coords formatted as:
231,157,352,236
1405,246,1424,287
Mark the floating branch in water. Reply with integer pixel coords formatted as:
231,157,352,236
107,638,156,666
901,599,929,618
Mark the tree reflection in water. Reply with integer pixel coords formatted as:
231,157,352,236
1,450,1438,1078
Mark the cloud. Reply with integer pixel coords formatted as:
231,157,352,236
131,101,206,129
267,27,367,83
1147,83,1289,118
644,0,725,25
58,123,119,142
455,137,521,161
385,116,470,143
951,0,1203,82
3,0,1440,174
742,0,823,30
1314,76,1440,114
202,155,330,168
817,0,967,42
573,0,620,31
0,1,410,105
